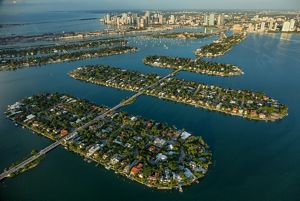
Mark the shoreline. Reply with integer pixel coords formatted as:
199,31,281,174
0,46,137,71
194,33,247,58
69,66,288,122
5,93,212,191
143,56,244,77
0,39,128,58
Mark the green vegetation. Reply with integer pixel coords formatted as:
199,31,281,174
144,55,243,76
5,149,44,178
148,32,214,39
6,93,212,190
121,96,137,106
195,33,247,57
0,46,137,71
70,65,288,121
0,39,127,58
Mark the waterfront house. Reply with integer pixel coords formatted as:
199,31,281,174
60,129,69,137
181,131,192,140
24,114,35,122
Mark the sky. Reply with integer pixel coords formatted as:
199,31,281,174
0,0,300,14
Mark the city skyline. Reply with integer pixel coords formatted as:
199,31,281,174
0,0,300,13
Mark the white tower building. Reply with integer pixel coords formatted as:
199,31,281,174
289,19,296,31
282,21,291,32
209,13,215,26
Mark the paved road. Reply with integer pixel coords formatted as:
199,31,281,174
0,68,181,181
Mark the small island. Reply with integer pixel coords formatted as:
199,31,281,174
3,149,44,178
195,33,247,57
0,39,127,58
6,93,212,190
0,46,137,71
147,32,214,39
70,65,288,121
144,55,243,76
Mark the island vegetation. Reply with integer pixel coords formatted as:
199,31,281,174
0,46,137,71
6,93,212,190
0,26,173,45
144,55,243,76
69,65,288,121
147,32,214,39
4,149,44,178
0,39,127,58
195,33,247,57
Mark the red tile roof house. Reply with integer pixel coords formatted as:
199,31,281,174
130,163,143,175
60,129,69,137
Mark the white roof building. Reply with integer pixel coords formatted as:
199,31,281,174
156,153,168,161
181,131,192,140
87,144,100,157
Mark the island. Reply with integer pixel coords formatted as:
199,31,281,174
5,93,212,190
3,149,44,178
147,32,214,39
143,55,243,76
195,33,247,57
0,46,137,71
0,38,127,58
0,26,173,45
69,65,288,121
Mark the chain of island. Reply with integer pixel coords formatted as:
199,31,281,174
0,29,289,192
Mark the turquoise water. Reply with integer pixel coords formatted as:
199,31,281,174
1,12,300,201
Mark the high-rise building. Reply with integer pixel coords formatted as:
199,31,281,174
203,14,209,26
217,13,224,26
144,11,150,25
269,20,274,30
122,13,127,19
289,19,296,31
106,14,111,24
274,22,278,31
209,13,215,26
129,16,133,25
145,11,150,18
169,15,175,24
282,21,291,32
260,22,266,32
116,18,120,27
140,18,146,28
158,14,163,24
